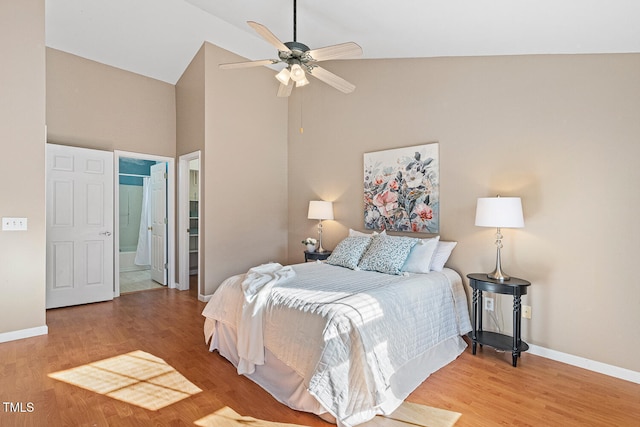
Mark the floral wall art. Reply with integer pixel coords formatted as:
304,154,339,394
364,143,439,233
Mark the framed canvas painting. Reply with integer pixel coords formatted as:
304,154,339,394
364,143,439,233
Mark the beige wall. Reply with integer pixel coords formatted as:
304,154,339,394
46,48,178,286
201,43,289,295
46,42,288,298
0,0,46,336
176,46,206,290
177,43,289,295
287,54,640,372
176,46,205,157
46,48,176,157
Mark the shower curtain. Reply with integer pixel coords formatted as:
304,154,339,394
134,177,151,266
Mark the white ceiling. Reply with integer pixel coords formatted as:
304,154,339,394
46,0,640,84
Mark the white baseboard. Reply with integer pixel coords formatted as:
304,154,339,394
528,344,640,384
199,294,212,302
0,325,48,344
170,281,189,291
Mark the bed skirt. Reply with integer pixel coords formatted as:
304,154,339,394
204,317,467,423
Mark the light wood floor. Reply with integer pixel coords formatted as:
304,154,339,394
0,288,638,427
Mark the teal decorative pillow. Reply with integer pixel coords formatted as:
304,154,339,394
326,236,372,270
358,235,419,275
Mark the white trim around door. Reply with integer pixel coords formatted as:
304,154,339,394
178,151,201,296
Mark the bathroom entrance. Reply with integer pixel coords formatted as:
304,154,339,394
115,151,175,294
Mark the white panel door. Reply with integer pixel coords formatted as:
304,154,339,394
150,163,167,285
46,144,114,309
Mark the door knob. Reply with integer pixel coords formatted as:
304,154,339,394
99,231,112,236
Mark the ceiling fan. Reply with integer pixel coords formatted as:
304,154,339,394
219,0,363,97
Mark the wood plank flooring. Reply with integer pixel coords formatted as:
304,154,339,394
0,288,638,426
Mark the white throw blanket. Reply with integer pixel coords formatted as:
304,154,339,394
237,262,295,374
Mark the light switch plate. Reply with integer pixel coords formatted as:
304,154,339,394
2,217,28,231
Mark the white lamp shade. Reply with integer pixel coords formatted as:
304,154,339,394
475,197,524,228
275,67,291,85
290,64,306,82
308,201,334,220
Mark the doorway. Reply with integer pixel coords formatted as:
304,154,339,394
178,151,201,298
114,151,175,296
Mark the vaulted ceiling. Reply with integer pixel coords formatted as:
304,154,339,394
46,0,640,84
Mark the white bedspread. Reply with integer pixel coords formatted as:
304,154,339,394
202,262,471,427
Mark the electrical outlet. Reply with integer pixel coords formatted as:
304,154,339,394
522,305,532,319
484,297,494,312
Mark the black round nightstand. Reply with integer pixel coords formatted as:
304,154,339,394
467,273,531,367
304,250,332,262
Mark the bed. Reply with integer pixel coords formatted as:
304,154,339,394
202,236,471,427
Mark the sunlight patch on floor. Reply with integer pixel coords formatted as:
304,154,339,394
194,406,306,427
193,401,461,427
48,350,201,410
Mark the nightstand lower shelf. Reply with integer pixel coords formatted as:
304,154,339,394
468,331,529,353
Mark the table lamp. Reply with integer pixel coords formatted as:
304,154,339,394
475,196,524,281
307,201,334,253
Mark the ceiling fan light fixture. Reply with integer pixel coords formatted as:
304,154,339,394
275,67,291,84
219,1,362,97
290,63,306,82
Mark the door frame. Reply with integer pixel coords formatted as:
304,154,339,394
178,151,201,295
114,150,176,297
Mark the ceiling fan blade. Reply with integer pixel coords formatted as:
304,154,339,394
308,66,356,94
307,42,363,62
219,59,278,70
247,21,290,52
277,80,294,97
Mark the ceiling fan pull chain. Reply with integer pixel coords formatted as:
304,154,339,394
300,90,304,134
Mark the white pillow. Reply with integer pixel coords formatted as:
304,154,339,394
429,241,458,272
348,228,387,237
402,236,440,274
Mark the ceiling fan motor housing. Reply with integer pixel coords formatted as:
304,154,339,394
284,41,310,52
280,41,315,73
281,41,311,58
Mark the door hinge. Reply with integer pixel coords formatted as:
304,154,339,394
164,263,168,269
164,172,168,180
164,218,168,224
